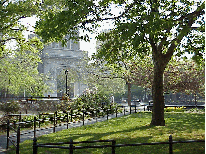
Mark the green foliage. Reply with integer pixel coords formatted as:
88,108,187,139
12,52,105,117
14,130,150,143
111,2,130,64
57,100,73,112
0,0,49,96
186,108,205,113
37,101,58,112
73,88,110,111
0,101,20,114
35,0,205,125
35,0,95,44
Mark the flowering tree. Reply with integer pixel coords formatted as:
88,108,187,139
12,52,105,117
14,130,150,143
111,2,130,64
130,57,205,96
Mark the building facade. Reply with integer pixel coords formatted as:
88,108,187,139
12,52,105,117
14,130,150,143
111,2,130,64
38,35,88,97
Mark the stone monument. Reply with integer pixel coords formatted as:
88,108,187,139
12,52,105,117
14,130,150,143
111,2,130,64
37,35,88,97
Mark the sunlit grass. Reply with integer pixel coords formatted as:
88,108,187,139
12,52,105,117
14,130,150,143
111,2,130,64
7,112,205,154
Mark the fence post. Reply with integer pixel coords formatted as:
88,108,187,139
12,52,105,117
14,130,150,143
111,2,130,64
107,108,109,120
34,117,36,138
96,109,97,122
67,113,69,129
169,135,173,154
83,111,85,126
53,112,56,133
115,108,117,117
6,120,9,149
55,111,58,125
112,140,116,154
38,114,41,128
16,126,20,154
70,110,73,123
135,104,137,113
69,139,74,154
33,137,37,154
19,112,21,122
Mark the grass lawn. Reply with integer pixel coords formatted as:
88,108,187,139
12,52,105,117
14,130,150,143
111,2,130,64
8,112,205,154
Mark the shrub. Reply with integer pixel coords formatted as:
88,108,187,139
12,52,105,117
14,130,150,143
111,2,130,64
73,89,110,111
37,100,58,112
164,106,186,112
186,108,205,113
0,101,20,114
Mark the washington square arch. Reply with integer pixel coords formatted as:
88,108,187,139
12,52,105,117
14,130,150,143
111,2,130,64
36,34,88,98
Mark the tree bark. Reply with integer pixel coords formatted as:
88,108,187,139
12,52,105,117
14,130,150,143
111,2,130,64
150,59,166,126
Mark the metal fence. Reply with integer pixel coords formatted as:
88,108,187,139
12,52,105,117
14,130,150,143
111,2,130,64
33,135,205,154
6,120,20,154
6,105,130,150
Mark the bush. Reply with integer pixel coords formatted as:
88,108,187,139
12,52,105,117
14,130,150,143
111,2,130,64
73,89,110,111
164,106,186,112
37,101,58,112
0,101,20,114
186,108,205,113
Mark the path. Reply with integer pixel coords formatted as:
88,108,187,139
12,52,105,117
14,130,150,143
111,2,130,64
0,104,144,154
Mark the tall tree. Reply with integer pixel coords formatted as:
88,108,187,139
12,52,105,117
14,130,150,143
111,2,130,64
35,0,205,126
0,0,48,96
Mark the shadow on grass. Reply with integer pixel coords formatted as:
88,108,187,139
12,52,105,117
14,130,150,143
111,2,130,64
164,113,205,139
7,112,205,154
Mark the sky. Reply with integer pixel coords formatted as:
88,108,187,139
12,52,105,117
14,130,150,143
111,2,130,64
20,17,116,58
19,0,198,60
19,2,122,58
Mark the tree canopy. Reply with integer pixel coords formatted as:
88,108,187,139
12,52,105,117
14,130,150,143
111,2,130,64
0,0,48,97
35,0,205,126
130,56,205,95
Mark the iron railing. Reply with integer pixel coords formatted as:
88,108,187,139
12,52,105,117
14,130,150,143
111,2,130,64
33,135,205,154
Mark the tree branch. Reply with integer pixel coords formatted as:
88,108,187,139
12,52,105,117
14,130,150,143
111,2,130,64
1,0,8,5
81,0,139,25
0,15,27,32
164,3,205,62
0,37,18,44
175,2,205,22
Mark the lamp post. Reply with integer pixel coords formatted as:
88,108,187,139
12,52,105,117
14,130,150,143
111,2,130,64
65,70,69,96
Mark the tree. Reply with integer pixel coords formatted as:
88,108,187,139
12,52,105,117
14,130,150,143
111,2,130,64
130,56,205,96
86,62,126,98
35,0,205,126
0,0,48,96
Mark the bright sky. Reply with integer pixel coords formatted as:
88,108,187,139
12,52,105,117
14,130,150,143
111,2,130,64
20,17,115,57
20,2,122,57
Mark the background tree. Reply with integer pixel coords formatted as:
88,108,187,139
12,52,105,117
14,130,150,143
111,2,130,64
130,56,205,99
35,0,205,126
0,0,48,97
86,62,126,99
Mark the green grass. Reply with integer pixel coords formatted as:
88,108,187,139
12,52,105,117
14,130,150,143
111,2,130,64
8,112,205,154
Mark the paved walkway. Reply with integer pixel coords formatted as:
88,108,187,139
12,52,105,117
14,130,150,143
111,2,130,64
0,105,144,154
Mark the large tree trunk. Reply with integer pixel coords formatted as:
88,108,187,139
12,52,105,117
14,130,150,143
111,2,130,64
150,47,171,126
150,63,165,126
